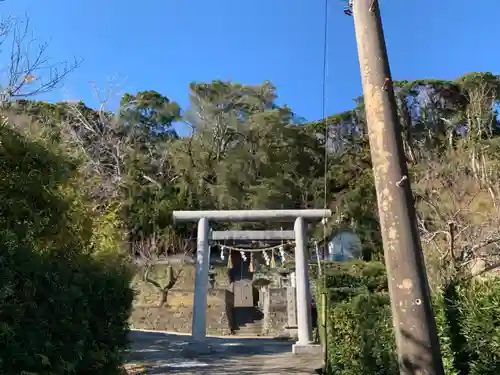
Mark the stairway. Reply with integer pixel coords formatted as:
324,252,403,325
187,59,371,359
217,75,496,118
234,320,263,336
232,306,264,336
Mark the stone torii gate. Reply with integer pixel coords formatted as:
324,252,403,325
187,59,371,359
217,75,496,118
172,209,331,354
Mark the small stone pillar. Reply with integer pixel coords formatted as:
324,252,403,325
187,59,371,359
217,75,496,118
286,286,297,328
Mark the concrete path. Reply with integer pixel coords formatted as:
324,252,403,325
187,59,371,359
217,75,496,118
124,330,323,374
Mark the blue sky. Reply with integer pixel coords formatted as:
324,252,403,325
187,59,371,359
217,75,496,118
1,0,499,136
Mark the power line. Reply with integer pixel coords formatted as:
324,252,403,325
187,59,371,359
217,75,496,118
321,0,329,216
321,0,330,264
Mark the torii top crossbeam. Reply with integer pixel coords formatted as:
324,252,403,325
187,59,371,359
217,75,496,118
172,209,331,222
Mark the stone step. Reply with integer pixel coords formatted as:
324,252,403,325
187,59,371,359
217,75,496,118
236,328,262,333
237,321,263,328
237,324,262,331
234,321,263,335
231,306,265,336
234,329,262,335
234,322,262,328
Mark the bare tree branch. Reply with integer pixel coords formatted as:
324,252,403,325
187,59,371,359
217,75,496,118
0,15,81,104
415,154,500,284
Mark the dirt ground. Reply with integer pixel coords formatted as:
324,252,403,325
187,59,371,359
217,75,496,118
125,330,323,375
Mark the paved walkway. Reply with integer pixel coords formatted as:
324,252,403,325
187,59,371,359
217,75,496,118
124,330,323,374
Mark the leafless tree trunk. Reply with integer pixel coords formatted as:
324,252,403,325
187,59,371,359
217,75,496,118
143,264,183,307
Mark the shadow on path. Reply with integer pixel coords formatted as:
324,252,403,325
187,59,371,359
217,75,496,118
126,330,321,374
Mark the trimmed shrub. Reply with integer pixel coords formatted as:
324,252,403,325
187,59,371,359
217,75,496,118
314,261,500,375
0,246,134,375
453,280,500,375
432,289,460,375
0,124,134,374
325,293,397,375
311,260,388,293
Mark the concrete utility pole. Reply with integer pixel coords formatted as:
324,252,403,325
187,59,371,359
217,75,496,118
350,1,445,374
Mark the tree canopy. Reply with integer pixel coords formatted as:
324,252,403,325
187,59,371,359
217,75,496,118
3,72,500,281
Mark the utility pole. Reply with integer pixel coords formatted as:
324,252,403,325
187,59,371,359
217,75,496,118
349,1,445,374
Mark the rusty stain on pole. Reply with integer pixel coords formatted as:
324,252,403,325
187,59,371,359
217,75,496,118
351,1,445,374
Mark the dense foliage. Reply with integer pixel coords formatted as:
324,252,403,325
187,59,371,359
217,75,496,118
4,72,500,277
2,68,500,373
314,262,500,375
1,2,499,371
0,122,134,374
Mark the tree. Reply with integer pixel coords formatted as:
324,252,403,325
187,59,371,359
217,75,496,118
0,15,80,104
174,80,295,211
412,73,500,285
415,151,500,285
4,72,499,272
119,90,180,143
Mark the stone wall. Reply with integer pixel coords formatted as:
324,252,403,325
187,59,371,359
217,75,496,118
132,262,231,300
130,288,231,335
129,263,294,337
130,263,232,335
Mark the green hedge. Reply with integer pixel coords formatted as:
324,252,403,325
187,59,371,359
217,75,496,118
0,246,134,375
448,281,500,375
0,124,134,375
314,261,500,375
325,293,397,375
311,260,388,294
